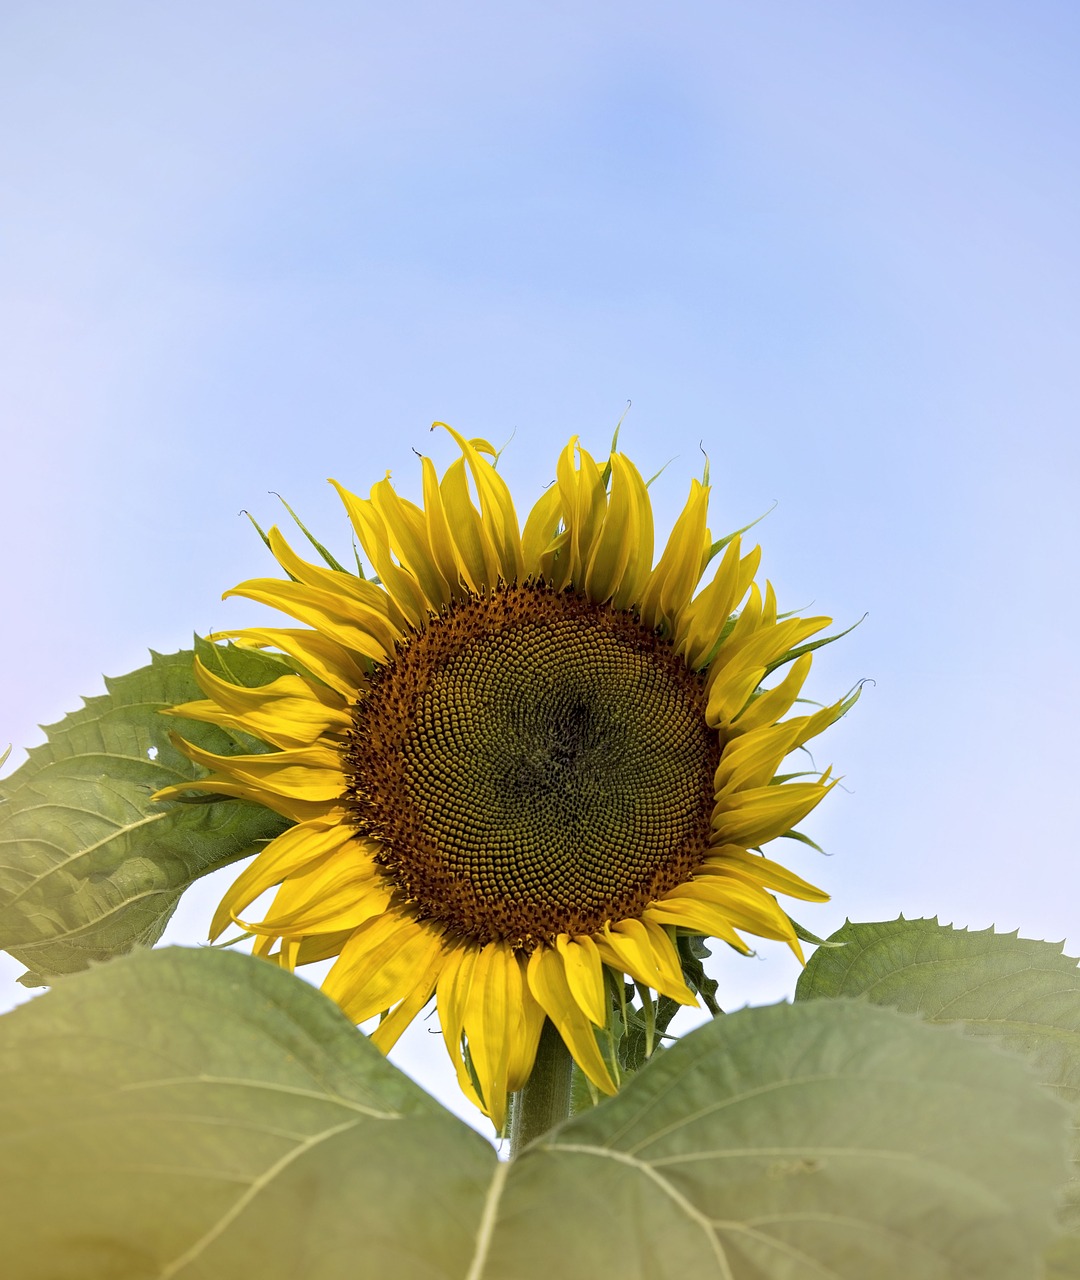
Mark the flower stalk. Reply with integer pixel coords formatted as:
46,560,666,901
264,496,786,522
508,1018,574,1156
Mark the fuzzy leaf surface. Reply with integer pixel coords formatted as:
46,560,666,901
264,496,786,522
0,946,496,1279
1,954,1069,1279
0,646,290,983
1046,1233,1080,1279
796,917,1080,1231
489,999,1068,1279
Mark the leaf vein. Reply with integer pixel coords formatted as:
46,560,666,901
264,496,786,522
156,1116,362,1279
540,1142,734,1278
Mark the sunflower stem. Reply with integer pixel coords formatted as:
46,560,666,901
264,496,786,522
508,1018,573,1157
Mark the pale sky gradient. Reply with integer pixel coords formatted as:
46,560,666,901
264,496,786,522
2,2,1079,1130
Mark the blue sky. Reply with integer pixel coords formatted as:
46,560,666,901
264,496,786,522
3,1,1079,1125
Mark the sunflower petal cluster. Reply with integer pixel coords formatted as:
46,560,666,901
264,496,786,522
158,426,853,1128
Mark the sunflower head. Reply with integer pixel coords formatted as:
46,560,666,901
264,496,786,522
158,425,856,1129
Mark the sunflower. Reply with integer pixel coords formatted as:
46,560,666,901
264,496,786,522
157,426,853,1129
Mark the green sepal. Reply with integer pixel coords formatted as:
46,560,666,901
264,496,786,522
777,827,827,854
768,769,819,784
706,499,778,562
598,405,630,488
644,458,674,488
763,612,868,677
239,507,276,556
271,490,349,573
790,918,846,949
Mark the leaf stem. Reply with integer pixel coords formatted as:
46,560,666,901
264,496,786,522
508,1018,573,1157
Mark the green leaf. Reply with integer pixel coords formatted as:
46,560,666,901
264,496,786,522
619,990,681,1072
676,931,722,1015
0,956,1069,1278
0,647,290,984
1046,1233,1080,1280
0,946,495,1279
490,1000,1069,1278
795,917,1080,1231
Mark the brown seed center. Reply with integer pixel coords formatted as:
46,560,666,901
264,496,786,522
343,582,719,947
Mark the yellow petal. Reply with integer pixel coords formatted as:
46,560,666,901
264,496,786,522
368,475,453,609
664,878,804,961
289,929,358,967
521,482,564,579
166,737,345,804
246,852,390,937
731,654,812,735
675,539,762,670
224,578,394,664
704,599,829,726
266,527,408,633
594,919,696,1006
710,613,831,681
153,776,331,824
436,946,485,1110
556,437,608,589
209,817,355,939
209,627,368,700
788,697,850,751
460,943,523,1130
440,457,503,590
252,931,278,959
435,424,525,585
555,934,607,1026
585,453,654,607
713,718,804,797
193,653,346,715
666,877,795,937
170,658,350,750
370,940,446,1054
699,847,829,904
506,968,546,1094
645,897,751,953
527,945,616,1096
712,777,836,846
637,479,711,632
705,660,769,726
434,941,543,1123
464,943,513,1125
420,455,473,595
328,479,429,625
763,579,778,627
323,914,445,1026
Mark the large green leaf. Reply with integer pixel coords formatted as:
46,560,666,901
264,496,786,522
795,917,1080,1231
0,645,291,984
0,946,495,1279
493,999,1069,1279
1,948,1069,1278
1046,1233,1080,1279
